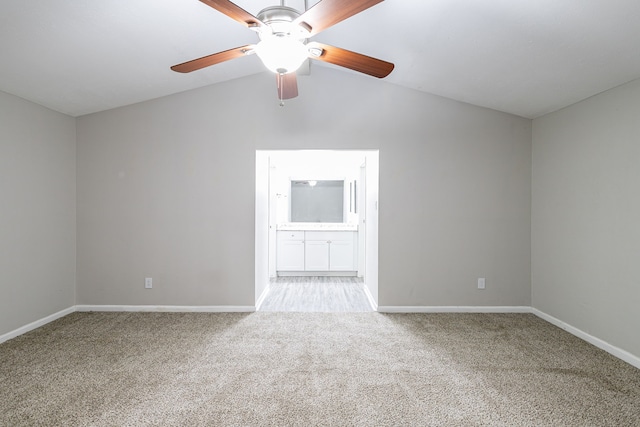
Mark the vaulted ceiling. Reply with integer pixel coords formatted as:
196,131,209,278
1,0,640,118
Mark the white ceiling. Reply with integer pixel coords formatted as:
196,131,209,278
1,0,640,118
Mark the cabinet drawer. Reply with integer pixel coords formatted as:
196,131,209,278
305,231,354,242
277,231,304,241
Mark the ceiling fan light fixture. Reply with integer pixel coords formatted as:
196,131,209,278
254,35,309,74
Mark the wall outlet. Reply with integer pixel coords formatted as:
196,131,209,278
477,278,486,290
145,277,153,289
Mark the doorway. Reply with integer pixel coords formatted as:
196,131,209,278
255,150,379,311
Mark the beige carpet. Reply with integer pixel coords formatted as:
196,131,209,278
1,312,639,426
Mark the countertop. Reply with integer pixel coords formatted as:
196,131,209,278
277,223,358,231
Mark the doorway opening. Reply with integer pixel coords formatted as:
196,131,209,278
255,150,379,312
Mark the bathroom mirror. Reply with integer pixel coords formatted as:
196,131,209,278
290,180,344,223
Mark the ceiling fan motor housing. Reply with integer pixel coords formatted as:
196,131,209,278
256,6,309,40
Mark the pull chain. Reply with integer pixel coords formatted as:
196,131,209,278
279,72,285,107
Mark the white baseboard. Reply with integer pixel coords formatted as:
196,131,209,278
0,306,75,345
75,305,255,313
255,284,271,311
377,306,532,313
362,284,378,311
531,308,640,370
76,305,256,313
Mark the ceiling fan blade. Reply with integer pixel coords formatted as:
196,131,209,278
171,45,254,73
294,0,383,36
307,42,394,78
199,0,264,28
276,73,298,100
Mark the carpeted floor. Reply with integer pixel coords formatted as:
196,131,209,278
1,312,639,426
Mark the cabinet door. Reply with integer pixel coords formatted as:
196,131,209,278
329,240,355,271
277,240,305,271
305,240,329,271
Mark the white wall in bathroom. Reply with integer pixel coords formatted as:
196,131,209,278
270,150,364,224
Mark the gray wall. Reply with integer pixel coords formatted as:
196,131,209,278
0,90,76,337
532,78,640,358
76,67,531,307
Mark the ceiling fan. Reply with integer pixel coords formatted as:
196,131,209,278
171,0,394,103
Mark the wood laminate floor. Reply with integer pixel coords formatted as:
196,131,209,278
258,276,374,312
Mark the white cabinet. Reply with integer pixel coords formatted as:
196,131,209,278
305,231,356,272
329,240,355,271
304,240,330,271
277,230,356,273
276,231,305,271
